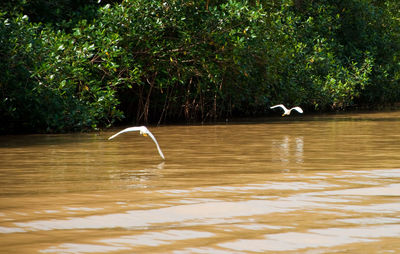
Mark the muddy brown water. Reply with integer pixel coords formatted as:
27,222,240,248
1,112,400,253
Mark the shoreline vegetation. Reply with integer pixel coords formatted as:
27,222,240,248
1,0,399,134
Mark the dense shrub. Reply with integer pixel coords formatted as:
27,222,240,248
0,0,399,133
0,14,123,133
0,14,40,132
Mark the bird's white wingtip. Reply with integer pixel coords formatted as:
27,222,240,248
293,106,303,113
270,104,285,109
108,133,118,140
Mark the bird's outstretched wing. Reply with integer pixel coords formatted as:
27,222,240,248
108,126,143,140
144,129,165,160
291,107,303,113
108,126,165,160
270,104,288,112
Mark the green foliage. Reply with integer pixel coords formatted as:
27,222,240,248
0,0,399,133
0,14,44,132
258,0,399,110
0,13,123,133
0,0,101,26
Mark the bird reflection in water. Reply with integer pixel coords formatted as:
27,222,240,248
117,162,165,189
273,136,304,171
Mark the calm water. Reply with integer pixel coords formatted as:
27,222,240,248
1,112,400,253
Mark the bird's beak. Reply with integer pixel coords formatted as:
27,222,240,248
143,133,148,137
282,114,286,117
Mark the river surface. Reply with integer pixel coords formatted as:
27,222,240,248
1,111,400,253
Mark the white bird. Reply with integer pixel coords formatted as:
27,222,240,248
270,104,303,116
108,126,165,160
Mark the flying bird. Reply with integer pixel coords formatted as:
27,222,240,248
108,126,165,160
270,104,303,116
